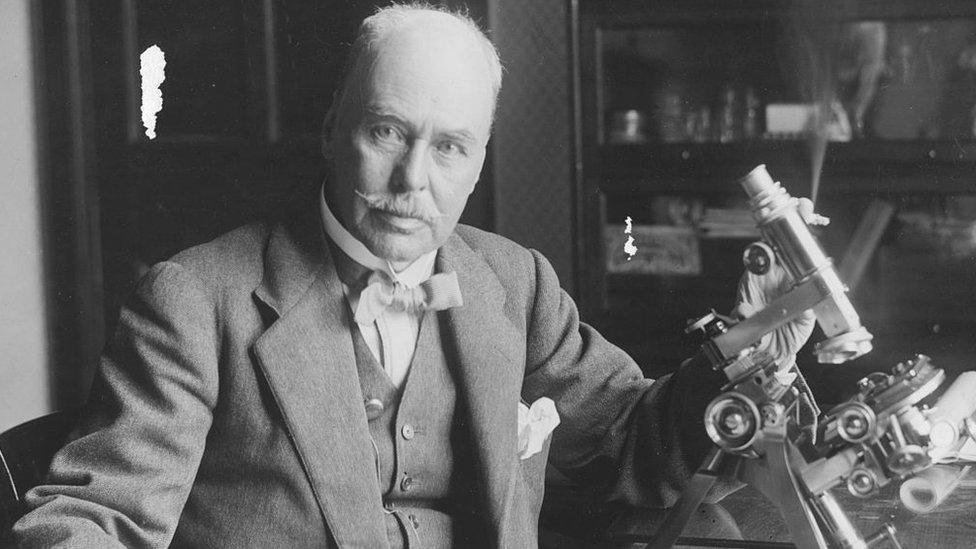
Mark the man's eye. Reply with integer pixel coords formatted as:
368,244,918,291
371,125,404,143
436,141,466,157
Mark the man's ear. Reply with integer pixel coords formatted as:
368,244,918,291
320,91,340,160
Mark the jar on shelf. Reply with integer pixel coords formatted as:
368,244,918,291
609,110,648,144
687,105,712,143
658,89,687,143
602,36,664,144
743,87,761,139
717,84,740,143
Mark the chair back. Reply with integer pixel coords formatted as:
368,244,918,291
0,410,77,543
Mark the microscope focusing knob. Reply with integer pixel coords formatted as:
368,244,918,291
742,241,776,275
847,467,880,497
704,392,761,453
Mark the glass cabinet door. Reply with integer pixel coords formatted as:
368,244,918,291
598,17,976,147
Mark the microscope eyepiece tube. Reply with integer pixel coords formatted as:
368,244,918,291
738,165,827,281
737,165,873,364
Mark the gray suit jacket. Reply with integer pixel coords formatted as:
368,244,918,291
15,213,725,548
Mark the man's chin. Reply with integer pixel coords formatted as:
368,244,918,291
362,233,436,266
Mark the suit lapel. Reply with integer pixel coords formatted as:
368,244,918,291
252,220,389,548
438,235,527,543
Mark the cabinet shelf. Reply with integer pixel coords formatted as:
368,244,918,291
596,140,976,195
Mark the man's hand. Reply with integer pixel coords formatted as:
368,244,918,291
733,262,816,369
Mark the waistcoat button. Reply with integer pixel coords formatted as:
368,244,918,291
401,423,415,440
364,398,385,420
400,475,414,491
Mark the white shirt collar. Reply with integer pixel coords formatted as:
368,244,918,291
319,183,436,287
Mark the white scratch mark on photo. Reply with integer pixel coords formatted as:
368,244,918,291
140,45,166,140
623,216,637,260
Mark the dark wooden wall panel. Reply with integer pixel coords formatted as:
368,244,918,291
489,0,579,295
33,0,104,406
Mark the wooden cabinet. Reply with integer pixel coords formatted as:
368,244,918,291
573,0,976,391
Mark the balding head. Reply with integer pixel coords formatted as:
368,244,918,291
340,4,502,116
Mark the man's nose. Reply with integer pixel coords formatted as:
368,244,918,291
394,143,429,192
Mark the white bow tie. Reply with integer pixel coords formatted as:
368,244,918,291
353,270,463,325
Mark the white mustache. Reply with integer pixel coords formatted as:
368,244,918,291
355,190,446,223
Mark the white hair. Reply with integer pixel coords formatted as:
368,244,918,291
343,2,503,106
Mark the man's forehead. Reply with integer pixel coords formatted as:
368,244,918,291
348,22,495,136
368,21,492,87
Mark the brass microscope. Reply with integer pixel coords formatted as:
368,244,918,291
650,165,976,549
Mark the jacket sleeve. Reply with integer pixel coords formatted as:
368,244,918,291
519,249,736,508
14,261,220,548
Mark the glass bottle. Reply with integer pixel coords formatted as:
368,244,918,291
718,84,739,143
742,87,760,140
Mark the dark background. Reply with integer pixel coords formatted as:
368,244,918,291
31,0,976,415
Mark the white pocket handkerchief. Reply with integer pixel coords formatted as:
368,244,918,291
517,397,560,460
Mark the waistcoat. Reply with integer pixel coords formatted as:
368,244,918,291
350,312,482,548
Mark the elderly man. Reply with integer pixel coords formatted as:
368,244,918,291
15,4,809,548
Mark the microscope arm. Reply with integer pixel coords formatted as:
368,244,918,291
705,276,823,366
